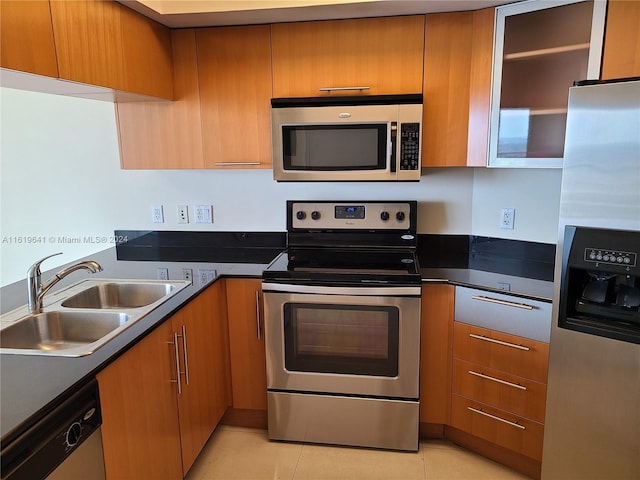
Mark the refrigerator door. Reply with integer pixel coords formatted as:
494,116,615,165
542,79,640,479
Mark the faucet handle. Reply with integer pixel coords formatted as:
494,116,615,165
28,252,63,276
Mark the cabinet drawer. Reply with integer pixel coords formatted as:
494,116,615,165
455,286,551,342
452,358,546,423
453,322,549,383
451,394,544,461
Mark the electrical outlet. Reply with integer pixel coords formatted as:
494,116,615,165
157,267,169,280
151,205,164,224
194,205,213,224
197,268,216,287
182,268,193,285
177,205,189,224
500,208,515,230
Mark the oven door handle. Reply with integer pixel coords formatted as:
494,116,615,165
261,282,421,296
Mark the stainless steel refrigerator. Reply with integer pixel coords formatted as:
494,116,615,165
542,78,640,479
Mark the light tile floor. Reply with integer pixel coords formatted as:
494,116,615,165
185,425,531,480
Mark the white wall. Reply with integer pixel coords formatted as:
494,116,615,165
0,87,561,286
471,168,562,243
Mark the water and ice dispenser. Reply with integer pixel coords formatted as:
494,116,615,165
559,226,640,344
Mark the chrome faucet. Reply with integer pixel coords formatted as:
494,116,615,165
27,253,103,313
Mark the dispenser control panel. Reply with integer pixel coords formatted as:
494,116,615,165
584,248,637,267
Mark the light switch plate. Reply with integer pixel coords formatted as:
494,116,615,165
194,205,213,224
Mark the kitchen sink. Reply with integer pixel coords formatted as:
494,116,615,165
61,282,177,309
0,311,131,351
0,278,191,357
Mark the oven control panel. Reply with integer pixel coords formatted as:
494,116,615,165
290,201,413,230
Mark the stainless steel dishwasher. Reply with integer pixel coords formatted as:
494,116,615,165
1,379,106,480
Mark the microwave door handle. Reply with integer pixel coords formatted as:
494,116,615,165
390,122,397,173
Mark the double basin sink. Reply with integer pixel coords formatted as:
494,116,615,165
0,279,190,357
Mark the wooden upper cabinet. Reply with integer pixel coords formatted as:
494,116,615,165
1,0,59,77
422,8,494,167
117,29,205,169
50,0,127,90
272,16,425,97
601,0,640,79
50,0,172,99
196,25,273,168
119,3,173,99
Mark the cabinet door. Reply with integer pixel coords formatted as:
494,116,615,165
0,0,58,77
420,284,454,429
196,26,272,169
119,3,173,99
172,281,231,475
601,0,640,79
50,0,126,90
422,9,493,167
488,0,607,167
50,0,173,98
97,321,183,480
117,29,205,169
225,278,267,411
272,16,424,97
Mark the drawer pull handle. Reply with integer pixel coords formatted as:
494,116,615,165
467,406,526,430
255,290,262,340
215,162,261,166
172,334,182,395
471,295,534,310
469,333,530,351
468,370,527,390
319,86,370,92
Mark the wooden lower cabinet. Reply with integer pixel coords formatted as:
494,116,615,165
171,281,231,475
419,284,454,434
98,321,183,480
223,278,267,428
98,282,230,479
449,321,549,478
449,394,545,462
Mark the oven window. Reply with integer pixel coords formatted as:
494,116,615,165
282,124,387,171
283,303,399,377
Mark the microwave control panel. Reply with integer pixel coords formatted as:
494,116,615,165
399,123,420,170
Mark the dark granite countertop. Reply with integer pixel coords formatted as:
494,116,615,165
420,267,554,301
0,246,269,444
1,231,556,447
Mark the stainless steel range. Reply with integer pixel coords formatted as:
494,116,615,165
262,200,421,451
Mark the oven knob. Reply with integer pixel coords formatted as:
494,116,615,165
617,256,624,263
380,211,390,221
396,211,405,221
296,211,306,220
311,211,321,220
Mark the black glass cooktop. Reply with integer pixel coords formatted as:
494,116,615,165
263,247,421,286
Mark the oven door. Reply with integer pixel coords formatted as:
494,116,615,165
263,283,421,399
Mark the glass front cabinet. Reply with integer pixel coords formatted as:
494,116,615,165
488,0,607,168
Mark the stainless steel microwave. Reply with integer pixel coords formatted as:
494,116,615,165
271,95,423,182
